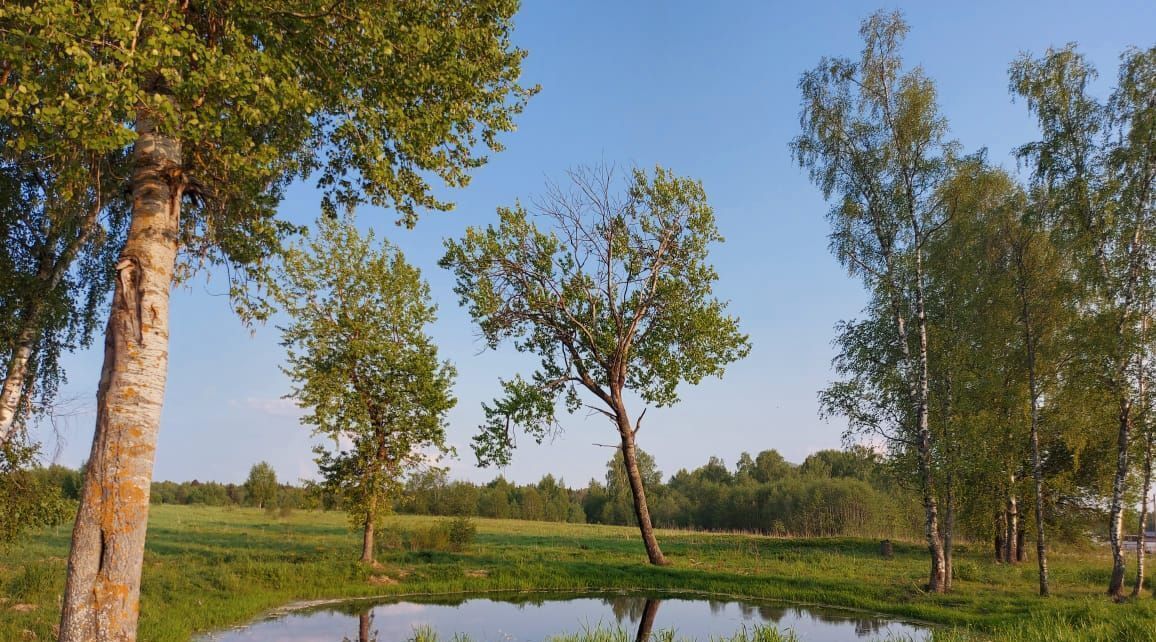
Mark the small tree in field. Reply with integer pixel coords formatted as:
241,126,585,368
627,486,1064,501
441,165,750,565
243,461,278,509
279,213,455,564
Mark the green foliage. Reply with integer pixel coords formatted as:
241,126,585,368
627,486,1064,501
0,443,72,544
1,0,536,324
441,164,750,466
244,461,279,509
393,517,476,553
447,516,478,552
277,212,456,535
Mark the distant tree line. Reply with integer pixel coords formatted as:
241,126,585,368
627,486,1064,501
26,445,1146,547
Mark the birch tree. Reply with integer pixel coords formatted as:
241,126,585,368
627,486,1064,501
795,10,958,592
278,213,455,565
2,2,533,638
441,165,750,565
1012,44,1156,599
0,151,127,447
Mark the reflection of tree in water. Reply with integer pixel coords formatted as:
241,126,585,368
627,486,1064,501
852,617,886,637
751,604,889,638
635,599,660,642
359,611,373,642
599,597,662,642
339,609,376,642
603,596,648,623
757,604,787,621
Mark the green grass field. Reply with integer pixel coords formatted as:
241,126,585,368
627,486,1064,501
2,505,1155,641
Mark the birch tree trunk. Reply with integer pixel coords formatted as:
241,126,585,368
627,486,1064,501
1024,308,1051,594
1108,394,1134,599
914,257,947,593
58,121,182,642
0,310,41,443
1133,341,1150,597
1134,430,1152,597
1005,477,1019,565
615,405,667,566
943,477,955,592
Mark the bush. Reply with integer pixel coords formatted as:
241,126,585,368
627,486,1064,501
406,522,451,552
401,517,477,553
448,516,477,551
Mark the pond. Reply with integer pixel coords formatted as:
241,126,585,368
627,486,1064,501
197,593,931,642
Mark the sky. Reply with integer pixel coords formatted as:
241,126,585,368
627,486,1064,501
37,1,1156,487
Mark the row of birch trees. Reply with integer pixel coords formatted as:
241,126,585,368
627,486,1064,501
796,11,1155,599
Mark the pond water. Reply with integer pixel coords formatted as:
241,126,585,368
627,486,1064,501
197,593,931,642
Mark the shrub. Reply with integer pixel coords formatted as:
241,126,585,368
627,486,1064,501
448,516,478,551
406,522,451,552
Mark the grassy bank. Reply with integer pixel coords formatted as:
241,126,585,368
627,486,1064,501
2,505,1155,641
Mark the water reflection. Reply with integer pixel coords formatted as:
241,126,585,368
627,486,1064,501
200,592,929,642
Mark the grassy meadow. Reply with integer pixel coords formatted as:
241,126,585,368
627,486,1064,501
2,505,1155,641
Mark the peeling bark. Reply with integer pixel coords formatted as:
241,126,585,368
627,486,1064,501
59,121,181,642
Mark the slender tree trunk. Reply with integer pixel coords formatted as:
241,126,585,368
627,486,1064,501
1005,476,1019,565
362,493,377,564
58,121,182,642
635,599,660,642
1133,341,1150,597
913,251,947,593
995,522,1004,563
1026,336,1051,595
1134,433,1152,597
1108,394,1134,599
615,405,667,566
1017,526,1027,563
943,476,955,592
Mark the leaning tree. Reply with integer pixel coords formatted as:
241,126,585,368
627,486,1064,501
441,165,750,565
2,2,534,639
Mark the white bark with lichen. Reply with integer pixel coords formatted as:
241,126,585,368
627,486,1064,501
59,121,182,642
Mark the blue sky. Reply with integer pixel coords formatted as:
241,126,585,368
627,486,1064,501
41,1,1156,486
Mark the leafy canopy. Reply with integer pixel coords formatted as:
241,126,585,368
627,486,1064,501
278,213,455,524
0,0,536,315
441,165,750,466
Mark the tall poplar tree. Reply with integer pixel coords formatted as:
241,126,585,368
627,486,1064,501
278,213,455,565
2,2,533,638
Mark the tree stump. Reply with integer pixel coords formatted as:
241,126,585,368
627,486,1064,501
880,539,894,559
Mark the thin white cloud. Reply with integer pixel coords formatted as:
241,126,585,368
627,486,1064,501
235,396,305,418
